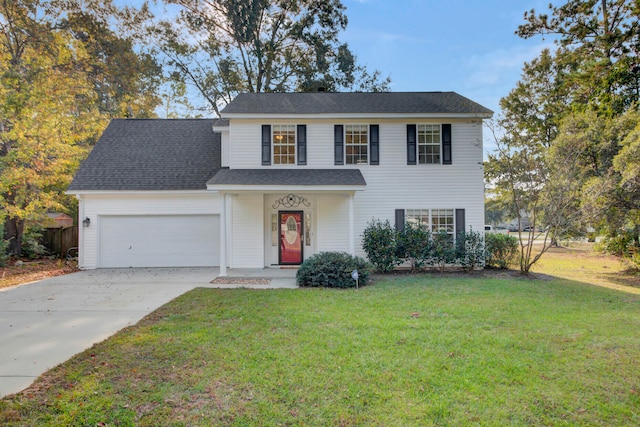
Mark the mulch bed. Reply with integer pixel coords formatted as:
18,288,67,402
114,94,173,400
0,259,79,290
210,277,272,285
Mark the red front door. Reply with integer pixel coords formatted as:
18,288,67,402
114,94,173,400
279,211,303,265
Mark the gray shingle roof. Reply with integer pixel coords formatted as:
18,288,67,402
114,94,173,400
68,119,220,191
207,169,366,187
221,92,493,116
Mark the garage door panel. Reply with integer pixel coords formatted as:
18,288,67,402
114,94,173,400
99,215,219,268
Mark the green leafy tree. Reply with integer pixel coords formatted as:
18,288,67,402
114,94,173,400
153,0,390,115
517,0,640,115
1,0,162,256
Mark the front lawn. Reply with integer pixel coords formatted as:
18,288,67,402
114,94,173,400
2,270,639,426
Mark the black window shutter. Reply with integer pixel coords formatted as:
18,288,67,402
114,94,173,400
442,124,452,165
334,125,344,165
262,125,271,166
370,124,379,165
395,209,405,233
407,124,416,165
455,209,465,236
297,124,307,165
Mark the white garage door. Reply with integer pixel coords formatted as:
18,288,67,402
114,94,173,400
99,215,219,268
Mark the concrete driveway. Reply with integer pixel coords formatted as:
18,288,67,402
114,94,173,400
0,267,296,398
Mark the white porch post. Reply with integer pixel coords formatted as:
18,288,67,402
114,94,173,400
219,192,227,277
348,192,355,255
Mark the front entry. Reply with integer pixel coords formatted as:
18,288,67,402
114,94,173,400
279,211,303,265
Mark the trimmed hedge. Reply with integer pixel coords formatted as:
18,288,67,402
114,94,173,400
485,233,518,269
362,219,486,272
296,251,372,288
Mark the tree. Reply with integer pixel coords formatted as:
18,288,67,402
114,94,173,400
153,0,390,115
1,0,162,256
517,0,640,115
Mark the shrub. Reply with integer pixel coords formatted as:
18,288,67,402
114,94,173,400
432,230,457,271
485,233,518,269
397,224,432,271
296,252,372,288
0,234,9,267
455,230,485,269
21,226,48,259
361,219,400,273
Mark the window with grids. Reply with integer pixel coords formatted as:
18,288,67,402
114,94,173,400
431,209,454,235
273,125,296,164
406,209,429,229
345,125,368,165
418,124,441,164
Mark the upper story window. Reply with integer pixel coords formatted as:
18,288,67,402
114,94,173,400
273,125,296,165
262,124,306,166
345,125,368,165
334,124,379,166
418,124,441,164
407,123,451,165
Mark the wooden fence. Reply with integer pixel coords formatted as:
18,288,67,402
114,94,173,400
42,226,78,258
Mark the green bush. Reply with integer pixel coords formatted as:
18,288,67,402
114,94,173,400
432,230,457,271
455,230,485,269
361,219,400,273
0,235,9,267
21,226,48,259
296,252,372,288
396,224,432,271
485,233,518,269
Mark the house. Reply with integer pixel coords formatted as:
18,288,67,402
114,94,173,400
68,92,492,273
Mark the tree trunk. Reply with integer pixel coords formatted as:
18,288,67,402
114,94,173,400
4,217,24,257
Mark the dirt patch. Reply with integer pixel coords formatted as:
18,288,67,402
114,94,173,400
0,259,79,290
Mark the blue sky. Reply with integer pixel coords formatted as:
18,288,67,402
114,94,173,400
341,0,554,115
142,0,557,153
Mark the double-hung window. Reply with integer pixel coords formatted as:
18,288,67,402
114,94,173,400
272,125,296,165
406,209,429,229
334,124,379,165
407,123,451,165
345,125,368,165
418,124,441,164
262,124,306,166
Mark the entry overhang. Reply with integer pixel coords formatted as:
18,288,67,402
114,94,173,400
206,169,367,192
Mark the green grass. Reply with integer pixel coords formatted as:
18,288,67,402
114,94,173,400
2,271,640,425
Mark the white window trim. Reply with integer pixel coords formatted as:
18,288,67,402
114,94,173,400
272,124,297,165
417,124,442,165
344,124,369,165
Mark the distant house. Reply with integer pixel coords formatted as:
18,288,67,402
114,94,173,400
46,213,74,228
68,92,492,273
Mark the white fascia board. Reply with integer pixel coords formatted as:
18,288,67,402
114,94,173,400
221,112,493,120
212,125,229,132
207,184,366,192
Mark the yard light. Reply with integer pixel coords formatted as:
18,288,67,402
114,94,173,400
83,217,91,227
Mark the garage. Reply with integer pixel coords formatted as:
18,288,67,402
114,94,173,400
98,215,219,268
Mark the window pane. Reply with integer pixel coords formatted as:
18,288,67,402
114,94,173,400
345,125,368,165
418,124,441,165
273,125,296,165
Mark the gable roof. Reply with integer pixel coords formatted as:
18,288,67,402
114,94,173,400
68,119,220,192
221,92,493,117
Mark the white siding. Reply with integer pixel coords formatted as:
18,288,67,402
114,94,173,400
79,192,221,269
226,118,485,260
317,194,350,253
229,193,264,268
